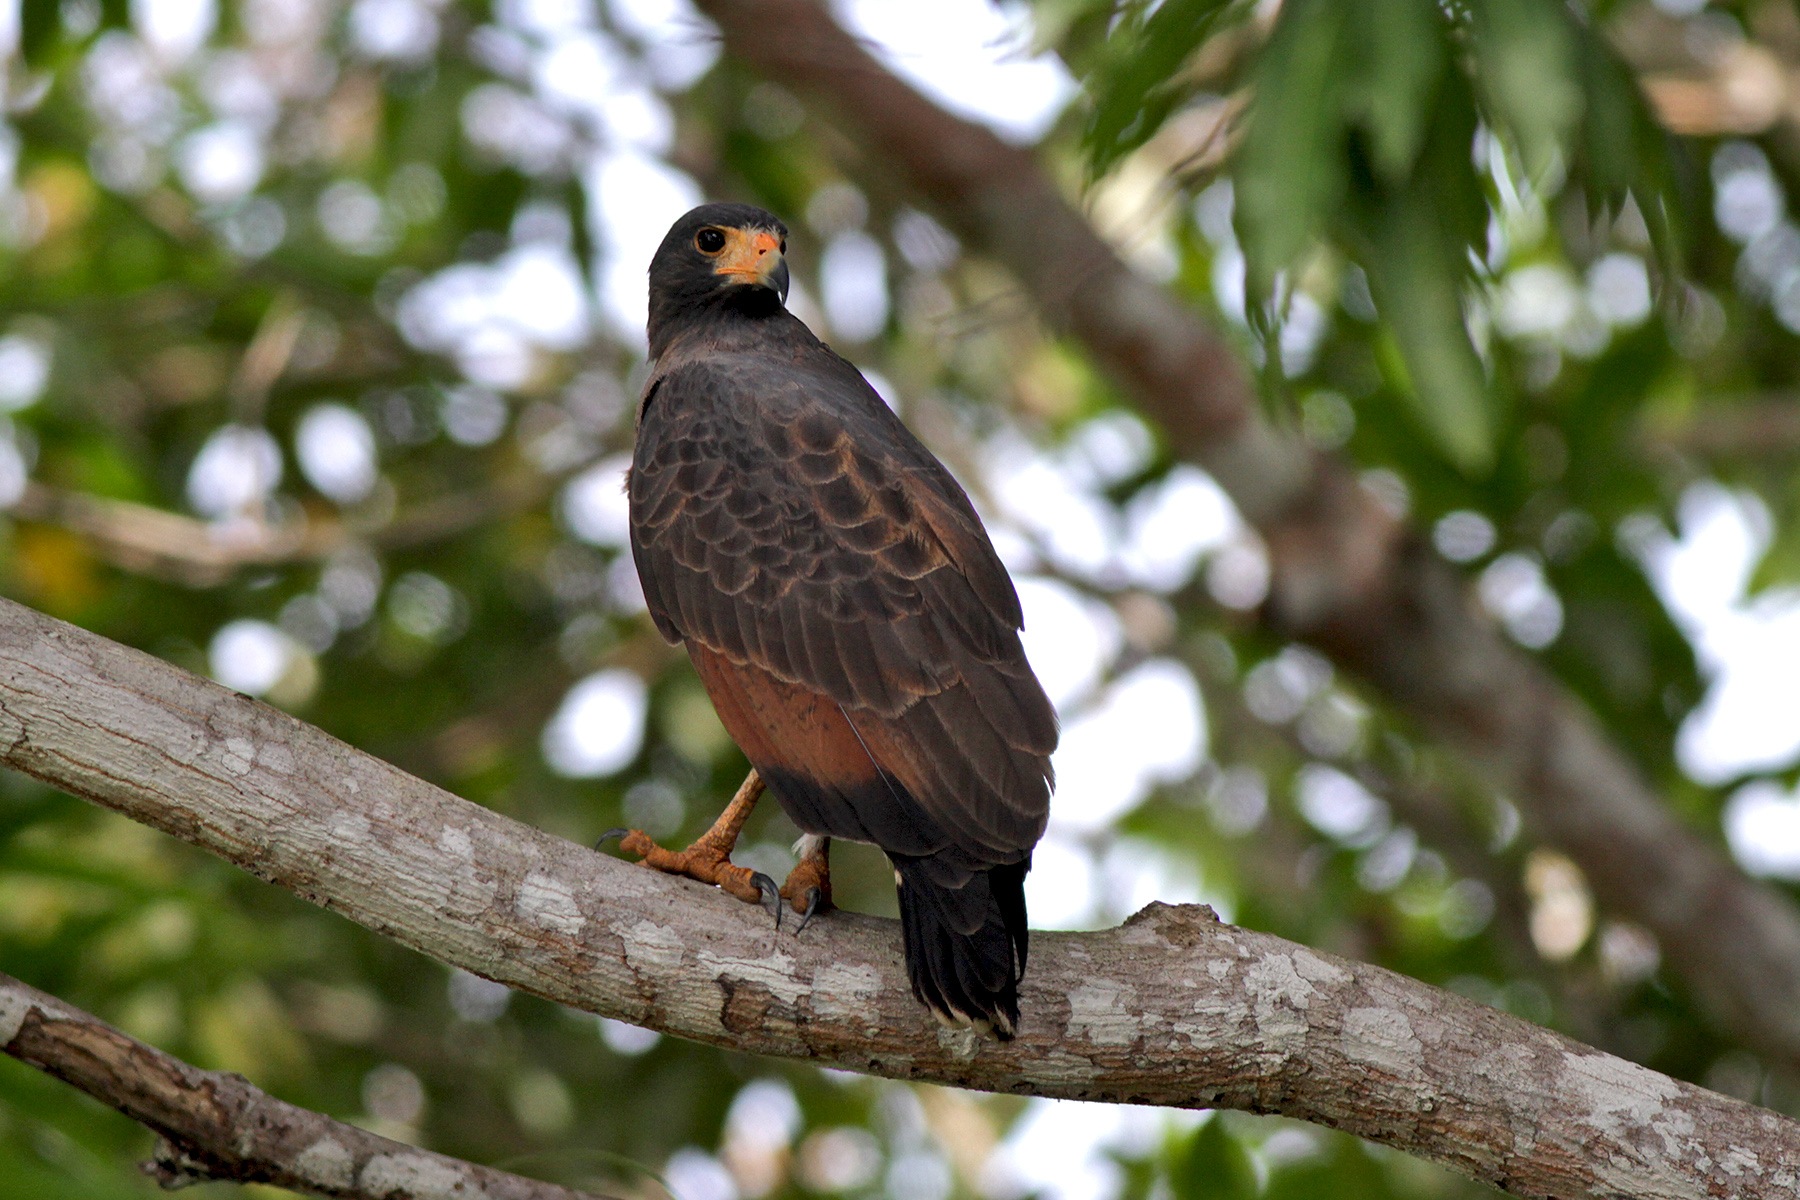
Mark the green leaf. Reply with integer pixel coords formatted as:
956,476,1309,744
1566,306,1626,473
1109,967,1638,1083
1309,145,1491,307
1080,0,1239,179
19,0,131,66
1169,1118,1259,1200
1263,1138,1390,1200
1232,0,1349,292
1364,188,1495,475
1750,475,1800,594
19,1,60,67
1469,0,1582,180
1340,0,1448,183
1348,69,1495,475
1568,19,1687,271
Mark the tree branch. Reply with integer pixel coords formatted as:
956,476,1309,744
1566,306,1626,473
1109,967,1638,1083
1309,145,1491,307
690,0,1800,1075
1637,398,1800,463
3,600,1800,1198
9,470,557,588
0,970,613,1200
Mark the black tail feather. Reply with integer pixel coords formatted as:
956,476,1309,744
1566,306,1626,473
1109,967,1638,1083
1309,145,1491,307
893,857,1030,1039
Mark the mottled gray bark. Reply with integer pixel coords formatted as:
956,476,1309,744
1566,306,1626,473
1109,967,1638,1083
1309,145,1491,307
0,971,612,1200
3,600,1799,1199
690,0,1800,1075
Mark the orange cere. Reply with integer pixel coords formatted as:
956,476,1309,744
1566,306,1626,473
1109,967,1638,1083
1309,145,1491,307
713,228,784,284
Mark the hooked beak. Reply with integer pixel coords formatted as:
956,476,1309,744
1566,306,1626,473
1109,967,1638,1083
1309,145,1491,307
714,228,790,302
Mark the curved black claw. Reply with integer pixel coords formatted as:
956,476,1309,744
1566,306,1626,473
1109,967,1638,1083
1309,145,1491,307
751,872,782,929
595,827,630,851
793,887,824,936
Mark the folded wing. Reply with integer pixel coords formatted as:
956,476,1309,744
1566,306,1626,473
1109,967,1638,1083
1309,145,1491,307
629,353,1055,861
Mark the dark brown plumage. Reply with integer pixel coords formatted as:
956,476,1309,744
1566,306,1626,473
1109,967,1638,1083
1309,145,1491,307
625,202,1056,1036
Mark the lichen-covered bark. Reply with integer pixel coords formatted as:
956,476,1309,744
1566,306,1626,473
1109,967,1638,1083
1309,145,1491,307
686,0,1800,1077
0,972,611,1200
3,599,1798,1199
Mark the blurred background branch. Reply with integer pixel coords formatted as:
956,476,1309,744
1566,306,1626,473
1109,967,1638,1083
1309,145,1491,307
10,468,564,588
1638,397,1800,461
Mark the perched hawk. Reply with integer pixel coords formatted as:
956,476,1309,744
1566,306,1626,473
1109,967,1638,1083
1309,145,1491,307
610,202,1057,1037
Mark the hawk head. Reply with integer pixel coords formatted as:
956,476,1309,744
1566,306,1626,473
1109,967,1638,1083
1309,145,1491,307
647,203,791,354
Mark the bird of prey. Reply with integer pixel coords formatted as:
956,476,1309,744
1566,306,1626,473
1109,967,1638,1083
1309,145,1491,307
607,202,1057,1038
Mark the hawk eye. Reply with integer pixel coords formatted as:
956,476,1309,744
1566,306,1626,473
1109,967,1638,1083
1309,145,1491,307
695,227,727,255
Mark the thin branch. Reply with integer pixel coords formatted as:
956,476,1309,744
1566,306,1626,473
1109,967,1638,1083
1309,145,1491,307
689,0,1800,1076
8,470,556,588
1637,398,1800,463
9,483,314,587
3,601,1800,1198
228,289,308,426
0,970,614,1200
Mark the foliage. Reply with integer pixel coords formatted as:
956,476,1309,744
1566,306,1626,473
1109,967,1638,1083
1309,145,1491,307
2,1,1799,1198
1073,0,1680,475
